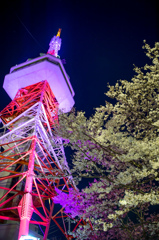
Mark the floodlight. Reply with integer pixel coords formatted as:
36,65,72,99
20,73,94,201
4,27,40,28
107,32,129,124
19,235,40,240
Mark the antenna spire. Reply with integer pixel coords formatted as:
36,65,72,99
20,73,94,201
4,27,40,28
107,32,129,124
56,28,61,37
47,28,62,57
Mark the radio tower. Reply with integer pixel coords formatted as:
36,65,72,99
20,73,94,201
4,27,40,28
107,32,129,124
0,30,84,240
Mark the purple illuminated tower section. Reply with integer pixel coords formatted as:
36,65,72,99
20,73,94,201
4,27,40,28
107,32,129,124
47,28,62,57
3,29,74,113
0,30,84,240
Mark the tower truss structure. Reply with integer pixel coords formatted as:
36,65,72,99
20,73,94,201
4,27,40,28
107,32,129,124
0,32,86,240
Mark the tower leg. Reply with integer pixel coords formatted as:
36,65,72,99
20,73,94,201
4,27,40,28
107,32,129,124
18,139,36,239
43,201,54,240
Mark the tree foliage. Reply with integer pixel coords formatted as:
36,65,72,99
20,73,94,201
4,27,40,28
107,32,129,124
54,42,159,239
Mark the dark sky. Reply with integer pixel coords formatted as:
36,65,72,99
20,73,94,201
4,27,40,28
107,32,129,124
0,0,159,239
0,0,158,115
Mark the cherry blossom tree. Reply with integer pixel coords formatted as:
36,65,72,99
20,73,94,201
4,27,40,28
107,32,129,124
54,41,159,239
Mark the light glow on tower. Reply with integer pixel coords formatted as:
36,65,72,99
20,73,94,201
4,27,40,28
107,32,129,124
19,235,40,240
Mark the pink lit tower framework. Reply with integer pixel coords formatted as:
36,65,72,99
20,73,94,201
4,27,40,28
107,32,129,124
0,30,85,240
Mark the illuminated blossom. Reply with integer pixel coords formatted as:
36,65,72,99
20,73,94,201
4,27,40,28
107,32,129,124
54,41,159,239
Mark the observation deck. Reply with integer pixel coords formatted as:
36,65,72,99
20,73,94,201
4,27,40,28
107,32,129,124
3,54,75,113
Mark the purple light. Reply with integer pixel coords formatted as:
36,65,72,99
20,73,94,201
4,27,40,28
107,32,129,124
47,29,62,57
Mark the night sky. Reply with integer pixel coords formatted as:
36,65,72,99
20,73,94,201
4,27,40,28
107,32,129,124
0,0,159,239
1,0,158,115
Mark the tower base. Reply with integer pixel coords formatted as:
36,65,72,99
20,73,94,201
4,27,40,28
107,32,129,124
0,222,46,240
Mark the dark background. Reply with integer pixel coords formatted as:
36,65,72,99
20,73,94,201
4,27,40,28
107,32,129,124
0,0,158,114
0,0,158,239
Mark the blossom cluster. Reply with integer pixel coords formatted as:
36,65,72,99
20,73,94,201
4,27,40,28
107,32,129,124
54,41,159,239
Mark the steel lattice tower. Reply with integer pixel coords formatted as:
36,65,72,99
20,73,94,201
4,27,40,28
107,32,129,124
0,30,85,240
